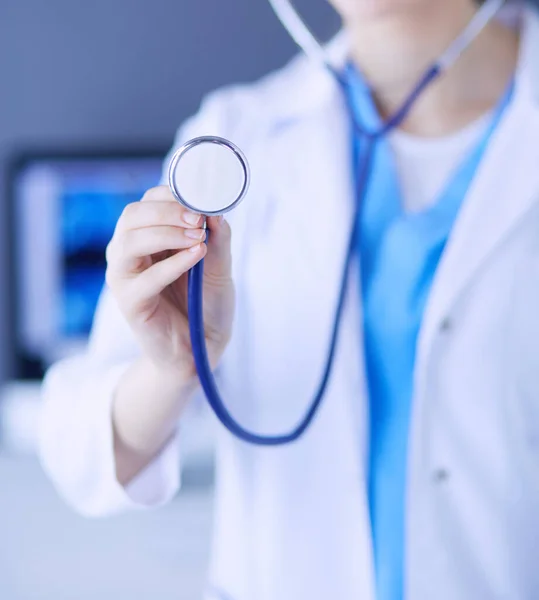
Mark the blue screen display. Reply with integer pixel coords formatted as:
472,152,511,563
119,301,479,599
58,159,163,337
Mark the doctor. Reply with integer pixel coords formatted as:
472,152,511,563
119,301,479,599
40,0,539,598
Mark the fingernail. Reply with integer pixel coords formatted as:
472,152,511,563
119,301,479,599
185,228,205,240
184,212,201,226
189,243,201,253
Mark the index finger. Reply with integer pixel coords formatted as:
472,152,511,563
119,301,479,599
117,187,202,232
140,185,177,204
141,185,203,228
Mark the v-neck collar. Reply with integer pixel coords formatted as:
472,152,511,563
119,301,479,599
345,62,515,225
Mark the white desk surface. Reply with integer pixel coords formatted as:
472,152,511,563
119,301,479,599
0,453,213,600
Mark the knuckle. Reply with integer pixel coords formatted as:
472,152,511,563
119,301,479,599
110,230,132,261
204,269,232,289
141,185,172,203
221,219,232,239
117,232,132,258
140,188,153,202
119,201,140,226
140,186,160,202
105,239,114,264
146,202,173,224
122,197,183,228
105,265,117,290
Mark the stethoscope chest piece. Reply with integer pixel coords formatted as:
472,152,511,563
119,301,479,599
168,136,250,216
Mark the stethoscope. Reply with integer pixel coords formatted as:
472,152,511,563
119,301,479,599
167,0,505,446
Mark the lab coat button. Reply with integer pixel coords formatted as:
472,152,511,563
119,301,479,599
440,318,453,332
432,468,450,483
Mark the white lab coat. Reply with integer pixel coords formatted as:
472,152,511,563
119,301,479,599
40,3,539,599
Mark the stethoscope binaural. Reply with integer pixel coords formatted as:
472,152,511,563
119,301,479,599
168,0,506,446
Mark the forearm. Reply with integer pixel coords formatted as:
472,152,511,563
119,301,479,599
112,356,198,486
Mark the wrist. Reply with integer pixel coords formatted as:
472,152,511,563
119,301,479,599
139,355,199,395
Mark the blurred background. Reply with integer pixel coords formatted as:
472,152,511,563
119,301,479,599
0,1,339,599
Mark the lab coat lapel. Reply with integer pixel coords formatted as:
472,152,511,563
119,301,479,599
249,84,366,440
251,89,374,596
417,77,539,365
264,92,356,311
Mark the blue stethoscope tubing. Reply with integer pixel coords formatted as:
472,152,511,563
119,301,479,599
187,0,506,446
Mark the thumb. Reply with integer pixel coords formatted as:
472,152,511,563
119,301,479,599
203,215,232,282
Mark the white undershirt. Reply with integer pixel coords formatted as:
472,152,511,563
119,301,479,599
388,111,494,214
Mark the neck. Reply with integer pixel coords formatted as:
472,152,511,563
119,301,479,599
348,2,519,135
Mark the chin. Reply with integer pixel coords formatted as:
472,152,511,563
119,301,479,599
329,0,442,20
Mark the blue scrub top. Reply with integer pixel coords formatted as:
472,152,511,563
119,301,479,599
345,66,512,600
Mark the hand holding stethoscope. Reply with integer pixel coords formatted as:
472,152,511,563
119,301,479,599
105,180,236,390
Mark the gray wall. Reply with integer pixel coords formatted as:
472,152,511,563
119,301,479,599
0,0,337,381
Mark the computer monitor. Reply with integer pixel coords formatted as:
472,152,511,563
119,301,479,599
8,148,167,379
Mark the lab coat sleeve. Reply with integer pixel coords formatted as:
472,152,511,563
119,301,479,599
38,90,235,517
39,289,182,517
